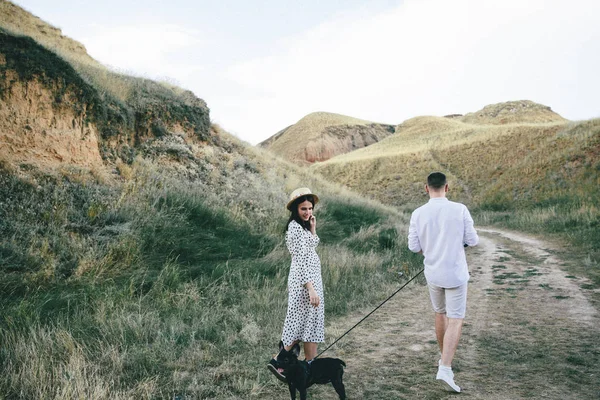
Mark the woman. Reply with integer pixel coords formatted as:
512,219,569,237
268,187,325,381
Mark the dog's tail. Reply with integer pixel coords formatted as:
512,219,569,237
338,359,346,368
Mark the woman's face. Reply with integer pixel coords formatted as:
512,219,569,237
297,199,313,221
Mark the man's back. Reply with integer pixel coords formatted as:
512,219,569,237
407,172,477,392
408,198,478,288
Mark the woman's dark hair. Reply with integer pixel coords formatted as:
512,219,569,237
285,195,315,232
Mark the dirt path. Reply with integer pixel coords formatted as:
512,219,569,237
260,228,600,399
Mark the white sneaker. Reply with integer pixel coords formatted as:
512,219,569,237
436,366,461,393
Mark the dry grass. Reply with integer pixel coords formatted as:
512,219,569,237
0,1,193,107
312,114,575,209
0,0,97,65
2,3,597,397
317,117,567,164
307,101,565,167
312,117,568,207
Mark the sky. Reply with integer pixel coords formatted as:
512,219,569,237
11,0,600,144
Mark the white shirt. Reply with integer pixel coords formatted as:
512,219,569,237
408,197,479,288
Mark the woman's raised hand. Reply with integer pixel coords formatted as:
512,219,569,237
309,215,316,234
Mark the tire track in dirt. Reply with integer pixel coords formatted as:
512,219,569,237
478,228,598,326
258,229,600,399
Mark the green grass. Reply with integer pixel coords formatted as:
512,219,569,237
2,7,598,396
319,200,385,243
0,158,422,398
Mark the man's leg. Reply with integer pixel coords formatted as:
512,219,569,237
435,312,448,355
441,282,467,366
440,317,463,367
435,284,467,393
436,318,464,392
429,284,448,357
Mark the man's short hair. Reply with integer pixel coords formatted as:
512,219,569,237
427,172,447,189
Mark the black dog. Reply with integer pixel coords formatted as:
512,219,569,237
275,341,346,400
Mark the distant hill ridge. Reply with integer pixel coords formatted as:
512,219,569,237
309,100,600,217
316,100,567,166
259,111,395,164
260,100,565,165
460,100,566,125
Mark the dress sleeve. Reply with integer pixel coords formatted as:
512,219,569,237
308,233,320,247
286,221,318,286
286,221,307,258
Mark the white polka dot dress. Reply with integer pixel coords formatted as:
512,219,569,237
281,220,325,346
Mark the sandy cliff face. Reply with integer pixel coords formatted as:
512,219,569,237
302,123,395,163
0,24,211,170
0,69,102,167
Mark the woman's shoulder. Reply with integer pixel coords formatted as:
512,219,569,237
287,219,304,233
288,219,301,229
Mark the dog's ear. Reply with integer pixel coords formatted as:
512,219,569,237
292,343,300,357
278,341,285,352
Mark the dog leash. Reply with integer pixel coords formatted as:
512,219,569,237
314,268,424,360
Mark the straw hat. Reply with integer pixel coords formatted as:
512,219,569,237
286,187,320,210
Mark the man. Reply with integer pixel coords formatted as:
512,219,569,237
408,172,479,393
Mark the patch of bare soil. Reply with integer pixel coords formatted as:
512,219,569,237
0,75,103,168
258,228,600,399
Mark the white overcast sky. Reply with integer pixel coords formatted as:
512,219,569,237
12,0,600,144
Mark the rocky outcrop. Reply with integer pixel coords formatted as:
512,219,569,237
259,112,395,164
303,123,395,163
461,100,566,125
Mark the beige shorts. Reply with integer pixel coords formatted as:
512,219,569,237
428,283,468,319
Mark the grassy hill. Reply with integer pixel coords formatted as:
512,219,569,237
313,102,600,284
0,144,424,399
259,111,395,164
313,114,569,206
461,99,567,125
0,2,424,398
